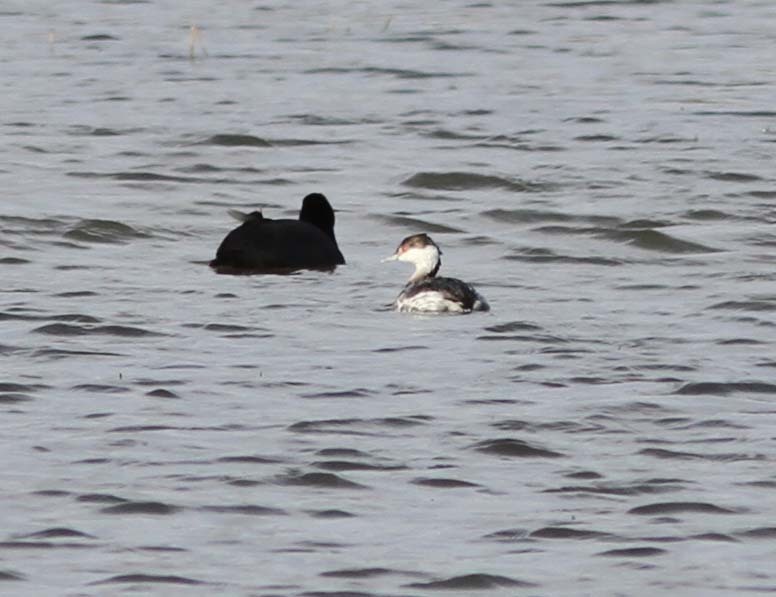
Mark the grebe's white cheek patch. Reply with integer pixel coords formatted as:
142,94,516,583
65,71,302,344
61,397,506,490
397,246,419,262
399,245,441,279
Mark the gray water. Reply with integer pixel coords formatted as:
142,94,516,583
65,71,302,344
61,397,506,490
2,1,776,595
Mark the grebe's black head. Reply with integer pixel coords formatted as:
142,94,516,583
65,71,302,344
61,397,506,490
394,233,441,255
299,193,336,239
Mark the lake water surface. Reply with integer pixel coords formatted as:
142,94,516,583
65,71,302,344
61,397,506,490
2,1,776,595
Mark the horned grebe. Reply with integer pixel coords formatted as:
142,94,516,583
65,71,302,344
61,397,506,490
383,233,489,313
210,193,345,273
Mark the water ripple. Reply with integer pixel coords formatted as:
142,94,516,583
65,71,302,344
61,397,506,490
529,526,613,540
406,573,537,589
91,574,205,586
33,323,164,337
628,502,737,516
63,219,150,243
100,501,181,515
674,381,776,396
597,547,667,558
403,171,546,192
472,438,564,458
281,472,367,490
202,133,271,147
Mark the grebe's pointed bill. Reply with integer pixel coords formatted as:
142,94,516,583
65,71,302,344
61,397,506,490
382,235,424,263
382,237,417,262
382,240,408,263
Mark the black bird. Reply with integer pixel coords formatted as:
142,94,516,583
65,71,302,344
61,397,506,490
210,193,345,273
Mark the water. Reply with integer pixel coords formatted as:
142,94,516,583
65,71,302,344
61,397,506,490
2,0,776,594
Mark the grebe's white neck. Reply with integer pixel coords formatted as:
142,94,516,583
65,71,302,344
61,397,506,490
399,245,441,282
383,233,442,283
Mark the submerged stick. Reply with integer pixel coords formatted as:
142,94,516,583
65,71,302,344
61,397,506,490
189,24,207,60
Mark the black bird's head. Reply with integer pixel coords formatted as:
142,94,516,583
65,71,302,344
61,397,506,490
299,193,336,238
